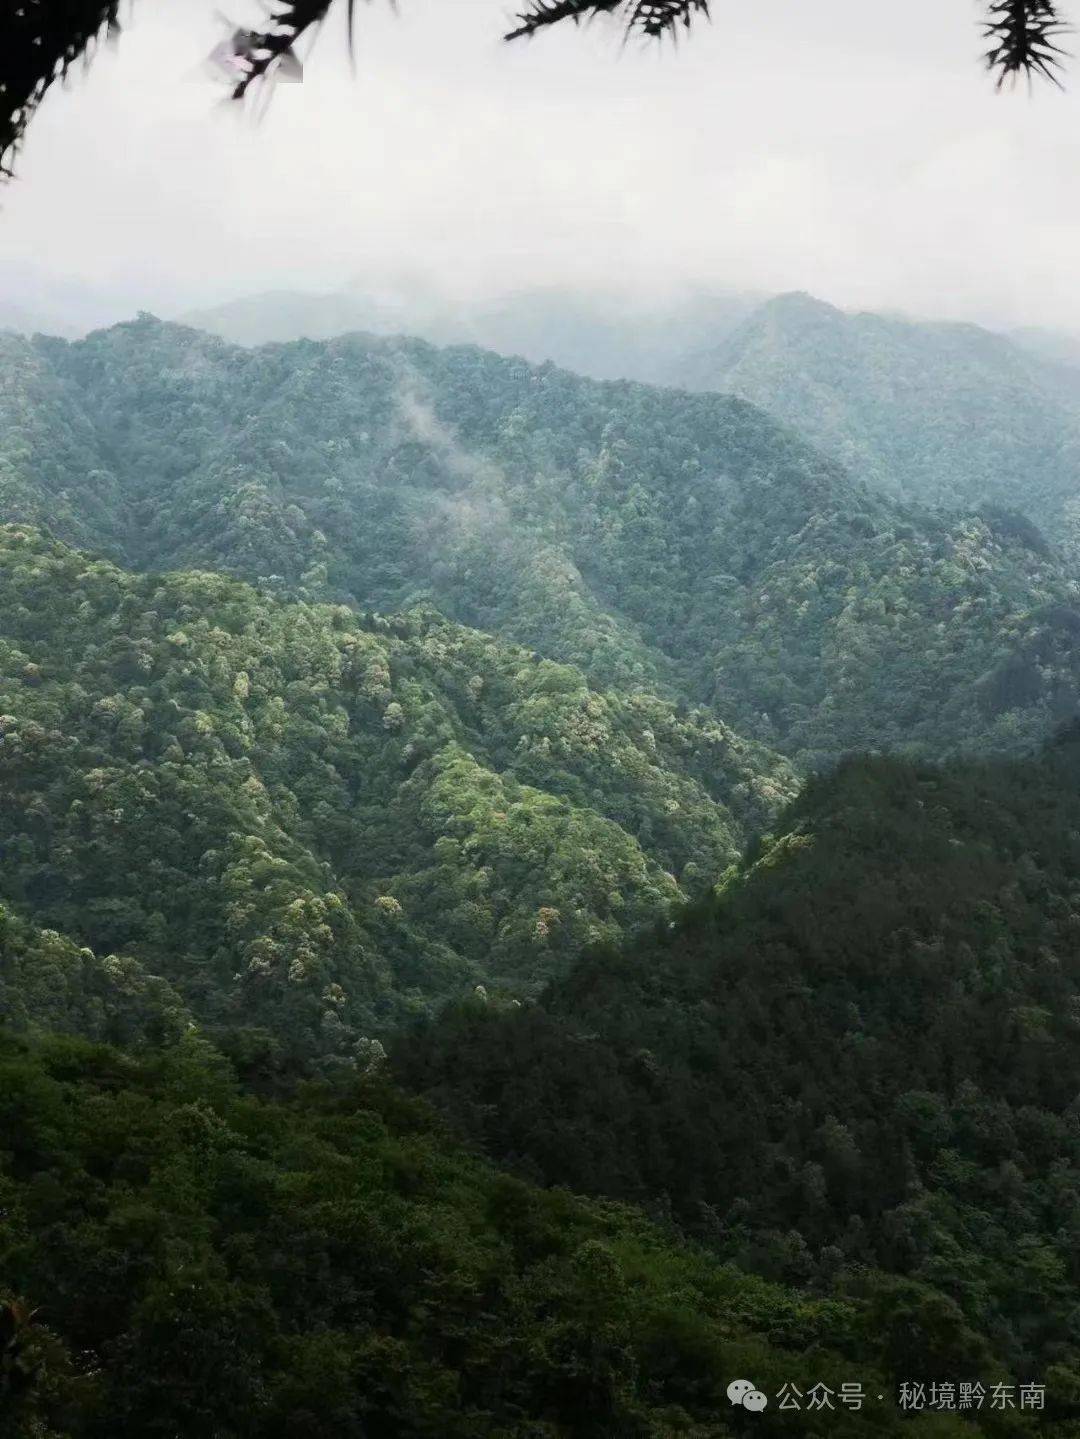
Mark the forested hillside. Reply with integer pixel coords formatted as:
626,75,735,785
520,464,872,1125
679,292,1080,536
0,900,192,1047
5,317,1080,767
399,730,1080,1414
4,312,1080,1431
2,1027,1015,1439
183,288,1080,547
0,525,792,1057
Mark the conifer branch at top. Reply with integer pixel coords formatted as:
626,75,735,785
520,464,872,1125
0,2,120,178
983,0,1071,88
0,1,1073,181
505,0,708,43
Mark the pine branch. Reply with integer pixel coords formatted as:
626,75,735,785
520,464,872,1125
983,0,1070,87
625,0,709,40
506,0,706,42
0,2,120,177
0,0,1073,183
228,1,354,100
505,0,622,42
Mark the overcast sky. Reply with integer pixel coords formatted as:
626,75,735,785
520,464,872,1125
2,0,1080,334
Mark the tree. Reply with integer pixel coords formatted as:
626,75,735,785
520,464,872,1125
0,0,1071,178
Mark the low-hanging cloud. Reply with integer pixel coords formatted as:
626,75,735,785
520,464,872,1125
2,0,1080,337
394,374,518,569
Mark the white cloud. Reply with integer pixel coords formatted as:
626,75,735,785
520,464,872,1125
2,0,1080,333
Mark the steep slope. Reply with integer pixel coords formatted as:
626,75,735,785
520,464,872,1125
0,331,131,556
679,291,1080,535
0,525,791,1056
399,731,1080,1396
1011,324,1080,372
0,900,192,1046
6,317,1080,766
1,1029,997,1439
27,314,861,701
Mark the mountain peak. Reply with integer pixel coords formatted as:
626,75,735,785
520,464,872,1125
761,290,843,323
769,289,840,312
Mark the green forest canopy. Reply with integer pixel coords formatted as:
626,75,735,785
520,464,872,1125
399,734,1080,1420
2,1025,1034,1438
3,313,1080,1430
5,317,1080,771
0,523,795,1060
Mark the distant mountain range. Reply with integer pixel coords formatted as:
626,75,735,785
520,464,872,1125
179,285,1080,538
680,291,1080,535
181,285,761,385
7,312,1080,1049
5,316,1080,772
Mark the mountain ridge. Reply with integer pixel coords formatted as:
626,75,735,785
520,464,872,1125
6,316,1080,772
679,290,1080,531
399,731,1080,1398
4,309,1080,1432
0,522,796,1056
